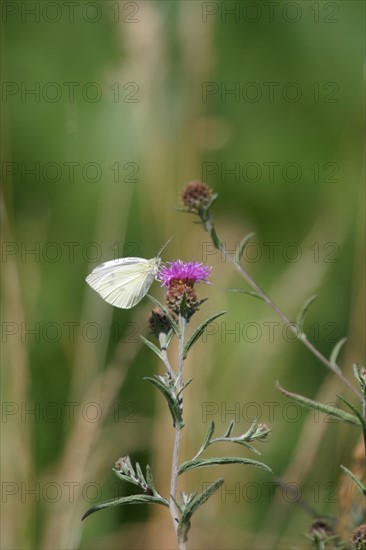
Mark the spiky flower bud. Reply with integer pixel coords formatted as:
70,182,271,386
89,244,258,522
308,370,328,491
148,307,172,338
308,520,335,542
166,281,200,321
157,260,212,321
181,181,214,213
351,524,366,550
253,423,271,440
354,364,366,393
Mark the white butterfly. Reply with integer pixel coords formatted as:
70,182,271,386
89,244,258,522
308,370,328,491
86,239,171,309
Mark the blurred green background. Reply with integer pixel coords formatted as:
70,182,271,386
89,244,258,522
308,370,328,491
2,1,364,548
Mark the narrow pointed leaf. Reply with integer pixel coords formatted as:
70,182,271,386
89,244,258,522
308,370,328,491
144,376,184,428
146,295,180,336
177,378,193,397
140,336,166,363
206,193,219,211
330,337,347,368
183,312,226,359
226,288,265,301
178,456,272,475
210,436,260,455
164,329,175,350
210,226,221,250
171,494,183,514
135,462,145,484
223,420,235,438
337,394,365,427
82,494,169,520
146,465,157,494
340,465,366,496
229,440,261,455
235,232,256,263
186,478,224,517
177,478,224,543
296,294,317,333
277,382,362,426
113,467,140,487
197,420,215,455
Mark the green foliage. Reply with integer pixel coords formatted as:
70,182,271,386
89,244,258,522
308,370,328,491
183,311,227,359
4,1,364,548
277,382,362,426
178,456,272,476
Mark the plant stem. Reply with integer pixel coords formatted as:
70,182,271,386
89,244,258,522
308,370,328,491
224,247,360,398
169,316,187,550
161,347,174,377
204,215,361,400
362,395,366,467
177,316,186,386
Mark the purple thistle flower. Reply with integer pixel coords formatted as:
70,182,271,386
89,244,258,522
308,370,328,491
157,260,212,288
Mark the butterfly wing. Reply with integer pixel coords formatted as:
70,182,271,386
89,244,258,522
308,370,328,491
86,257,159,309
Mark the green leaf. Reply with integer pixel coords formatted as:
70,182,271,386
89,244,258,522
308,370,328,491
235,232,256,263
113,460,140,488
340,465,366,497
135,462,145,485
170,493,183,514
144,376,184,428
223,420,235,438
210,226,221,250
185,478,224,517
296,294,317,333
330,337,347,369
146,295,180,336
206,193,219,211
183,311,226,359
178,456,272,475
197,420,215,455
164,329,175,350
177,478,224,543
140,336,166,363
177,378,193,397
82,494,169,520
228,440,261,455
276,382,362,426
145,465,157,494
226,288,265,301
337,394,365,428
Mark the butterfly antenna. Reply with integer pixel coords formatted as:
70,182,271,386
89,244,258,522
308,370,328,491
158,235,174,257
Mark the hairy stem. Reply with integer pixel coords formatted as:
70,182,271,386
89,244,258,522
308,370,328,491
169,316,187,550
161,347,174,377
